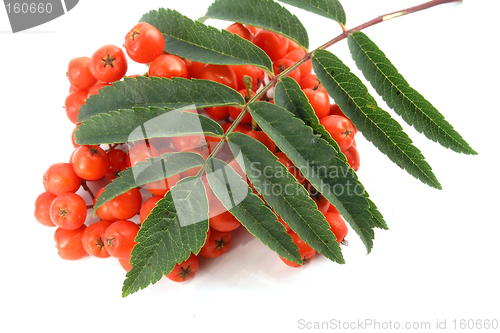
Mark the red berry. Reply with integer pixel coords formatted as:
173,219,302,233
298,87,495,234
283,49,312,78
199,228,231,258
273,58,301,83
139,196,162,224
343,144,360,171
320,115,356,152
71,145,109,181
67,56,97,90
253,29,289,62
107,188,143,220
81,220,113,258
324,212,348,243
43,163,82,196
54,225,88,260
89,44,128,83
165,253,199,282
280,230,315,267
148,54,189,79
199,64,238,90
225,23,254,42
64,89,88,124
124,22,165,64
34,191,58,227
50,193,87,230
104,220,140,259
303,88,330,119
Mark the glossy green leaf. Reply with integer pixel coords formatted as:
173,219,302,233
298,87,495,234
94,152,205,212
348,31,477,155
122,176,209,297
206,157,302,264
140,8,273,73
227,132,345,263
75,107,223,145
312,49,442,189
203,0,309,49
277,0,346,26
273,76,345,160
247,101,381,253
78,76,245,122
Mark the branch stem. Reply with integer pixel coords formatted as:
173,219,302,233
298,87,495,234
203,0,461,161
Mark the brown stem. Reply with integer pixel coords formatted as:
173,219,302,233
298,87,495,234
205,0,461,160
320,0,462,50
81,180,95,202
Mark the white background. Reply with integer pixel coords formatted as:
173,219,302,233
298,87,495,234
1,0,499,332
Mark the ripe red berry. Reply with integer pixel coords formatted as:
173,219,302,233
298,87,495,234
320,115,356,152
253,29,289,62
205,106,230,121
81,220,113,258
343,144,360,171
64,89,88,124
324,212,348,244
89,45,128,83
199,228,231,258
229,64,264,91
148,54,189,79
283,49,313,78
87,82,112,98
107,188,143,220
184,59,207,79
50,193,87,230
43,162,82,196
119,256,133,272
299,74,326,93
67,56,97,90
303,88,330,119
139,196,162,224
225,23,254,42
54,225,88,260
165,253,199,282
280,230,316,267
104,220,140,259
273,58,301,83
124,22,165,64
209,197,241,232
126,142,159,168
71,145,110,181
34,191,58,227
94,187,119,222
198,64,238,90
105,148,127,180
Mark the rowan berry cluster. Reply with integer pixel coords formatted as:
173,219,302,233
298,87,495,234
34,21,361,283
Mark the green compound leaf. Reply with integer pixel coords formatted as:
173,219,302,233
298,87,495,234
227,132,345,264
78,76,245,122
247,101,381,253
140,8,273,74
312,49,442,190
122,176,209,298
347,31,477,155
276,0,346,26
273,76,345,160
94,152,205,212
203,0,309,50
205,157,302,265
75,107,224,145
